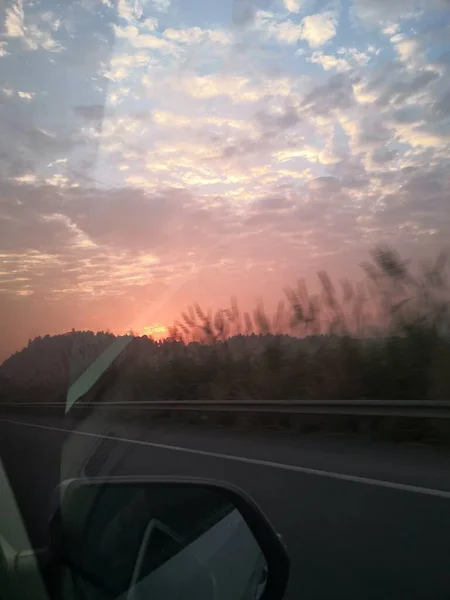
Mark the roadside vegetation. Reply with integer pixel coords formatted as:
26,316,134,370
1,246,450,406
132,245,450,402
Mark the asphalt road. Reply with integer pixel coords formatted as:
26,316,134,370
1,414,450,600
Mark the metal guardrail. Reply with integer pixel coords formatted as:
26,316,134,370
1,400,450,418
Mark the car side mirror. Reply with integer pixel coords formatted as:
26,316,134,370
50,476,289,600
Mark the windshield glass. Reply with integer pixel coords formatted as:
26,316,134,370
1,0,450,599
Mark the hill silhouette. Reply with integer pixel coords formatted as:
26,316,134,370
0,329,331,403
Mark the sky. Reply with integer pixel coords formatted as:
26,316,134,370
0,0,450,360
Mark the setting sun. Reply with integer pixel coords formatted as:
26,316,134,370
142,324,168,340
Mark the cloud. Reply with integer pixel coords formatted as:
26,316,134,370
308,176,341,193
0,185,277,315
17,91,35,100
351,0,442,24
177,75,262,102
221,135,271,159
0,175,360,267
113,24,176,52
303,74,355,115
22,23,64,52
309,51,350,72
386,31,423,66
256,104,301,130
284,0,303,13
255,13,303,44
164,27,232,45
274,145,324,163
4,1,64,52
392,121,449,149
0,182,225,258
102,52,152,82
371,147,397,164
432,89,450,117
252,195,294,212
300,11,338,48
355,57,440,115
152,110,256,134
4,0,24,37
0,183,74,253
0,88,82,179
152,0,171,12
395,37,419,63
69,188,203,252
255,10,338,47
337,47,371,66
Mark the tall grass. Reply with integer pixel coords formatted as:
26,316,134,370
125,246,450,402
167,246,450,343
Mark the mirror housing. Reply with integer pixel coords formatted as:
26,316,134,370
49,476,289,600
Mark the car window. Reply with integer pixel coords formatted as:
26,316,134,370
1,0,450,598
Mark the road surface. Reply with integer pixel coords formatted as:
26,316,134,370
1,414,449,599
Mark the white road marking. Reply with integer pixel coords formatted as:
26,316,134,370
2,418,450,499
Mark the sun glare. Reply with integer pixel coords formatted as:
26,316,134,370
142,324,168,340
